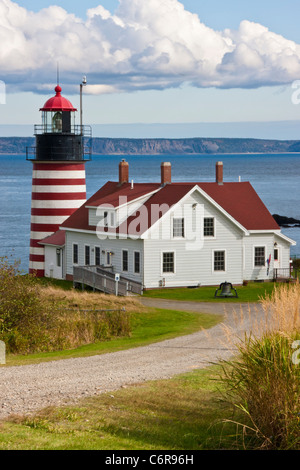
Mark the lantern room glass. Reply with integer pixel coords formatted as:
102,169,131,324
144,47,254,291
41,111,76,134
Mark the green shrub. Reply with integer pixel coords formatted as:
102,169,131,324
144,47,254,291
0,257,131,355
221,333,300,449
292,258,300,270
0,257,58,353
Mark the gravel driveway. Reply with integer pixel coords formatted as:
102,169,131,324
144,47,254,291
0,299,263,420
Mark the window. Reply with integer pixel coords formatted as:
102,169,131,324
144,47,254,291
214,251,225,271
56,249,61,267
173,218,184,238
95,246,101,265
106,251,112,265
85,245,90,266
134,251,140,274
122,250,128,272
274,248,279,261
162,252,175,273
255,247,265,267
204,218,214,237
73,244,78,264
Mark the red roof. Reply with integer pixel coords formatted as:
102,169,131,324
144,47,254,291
61,182,160,232
198,182,279,231
39,230,66,247
40,85,77,112
61,180,279,235
87,182,161,208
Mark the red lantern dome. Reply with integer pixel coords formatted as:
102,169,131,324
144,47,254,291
40,85,77,112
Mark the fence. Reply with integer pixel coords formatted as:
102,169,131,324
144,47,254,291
273,267,300,281
73,265,143,296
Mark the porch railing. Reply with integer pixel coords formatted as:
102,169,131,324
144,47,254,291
73,265,143,296
273,267,299,281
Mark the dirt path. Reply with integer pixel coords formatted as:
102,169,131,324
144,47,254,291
0,299,263,420
139,297,251,314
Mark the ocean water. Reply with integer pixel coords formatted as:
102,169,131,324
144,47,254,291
0,153,299,273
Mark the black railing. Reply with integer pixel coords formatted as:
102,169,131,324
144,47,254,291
273,267,299,281
26,144,92,161
26,124,92,162
34,124,92,137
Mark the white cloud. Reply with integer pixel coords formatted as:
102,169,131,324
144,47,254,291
1,0,300,94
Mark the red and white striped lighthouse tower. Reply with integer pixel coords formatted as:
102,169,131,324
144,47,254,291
28,84,91,276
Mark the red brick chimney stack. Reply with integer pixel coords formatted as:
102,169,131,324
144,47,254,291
119,159,129,185
161,162,171,186
216,161,223,185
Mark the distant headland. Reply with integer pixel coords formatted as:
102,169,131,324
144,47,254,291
1,136,300,155
272,214,300,228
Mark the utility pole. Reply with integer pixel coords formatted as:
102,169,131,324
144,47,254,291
80,75,87,135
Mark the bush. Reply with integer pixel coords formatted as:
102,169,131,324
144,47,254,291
220,282,300,450
0,257,131,355
0,257,58,353
292,258,300,270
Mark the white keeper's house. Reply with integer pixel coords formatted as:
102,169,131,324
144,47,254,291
39,159,296,290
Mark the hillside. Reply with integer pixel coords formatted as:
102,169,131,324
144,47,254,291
0,137,35,154
1,136,300,155
91,137,300,155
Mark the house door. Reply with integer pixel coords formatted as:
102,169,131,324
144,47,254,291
274,248,280,269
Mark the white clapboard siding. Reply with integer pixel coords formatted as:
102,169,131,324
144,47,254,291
274,235,292,269
242,233,292,281
44,246,64,280
65,230,143,283
143,190,244,288
242,233,274,281
63,187,294,288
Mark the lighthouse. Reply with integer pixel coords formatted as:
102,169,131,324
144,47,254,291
27,84,91,277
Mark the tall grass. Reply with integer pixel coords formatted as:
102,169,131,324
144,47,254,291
0,258,139,355
265,282,299,330
41,306,131,353
220,282,300,450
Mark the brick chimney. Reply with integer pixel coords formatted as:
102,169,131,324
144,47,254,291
119,159,129,185
216,161,223,185
161,162,171,186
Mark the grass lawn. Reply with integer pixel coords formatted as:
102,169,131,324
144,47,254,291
143,281,278,303
3,307,222,367
0,365,246,450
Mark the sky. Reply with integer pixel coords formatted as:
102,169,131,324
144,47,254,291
2,0,300,138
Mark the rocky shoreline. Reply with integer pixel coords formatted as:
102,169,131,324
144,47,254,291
272,214,300,228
